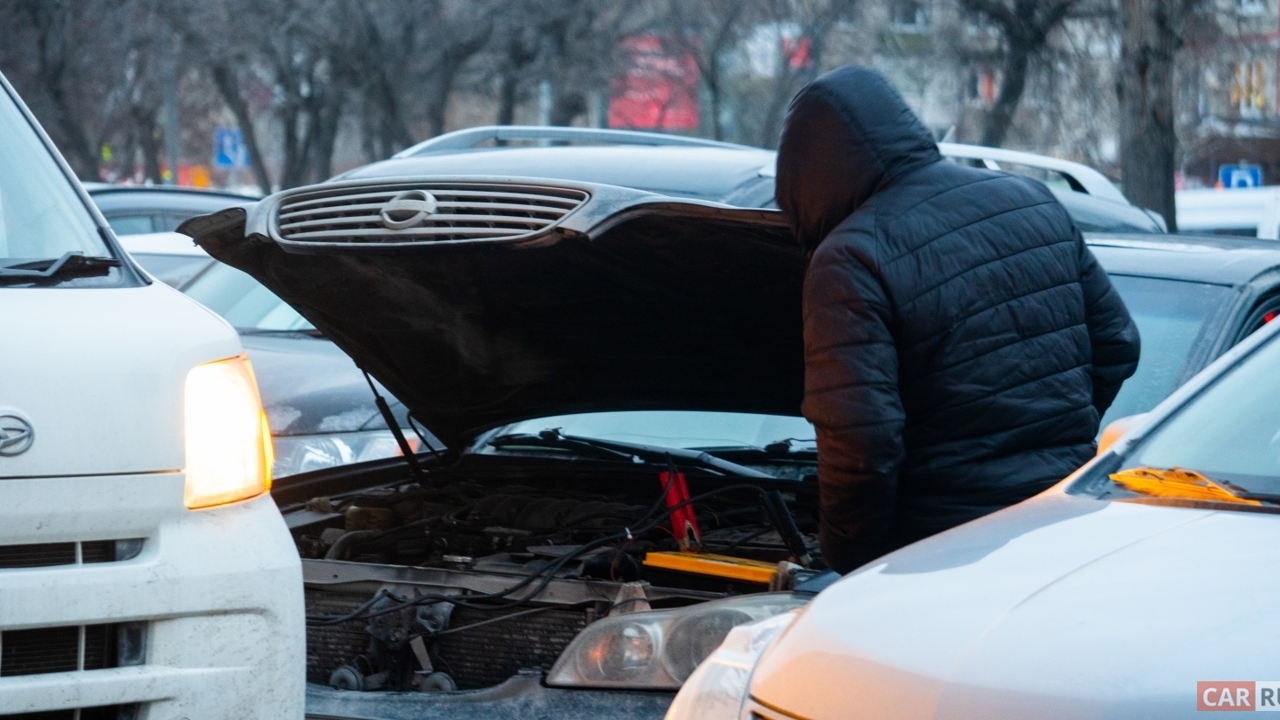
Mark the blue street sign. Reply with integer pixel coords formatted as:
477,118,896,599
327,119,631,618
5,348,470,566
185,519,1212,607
1219,163,1263,189
213,128,249,169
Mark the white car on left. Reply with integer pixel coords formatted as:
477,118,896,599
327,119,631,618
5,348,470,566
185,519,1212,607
0,72,303,718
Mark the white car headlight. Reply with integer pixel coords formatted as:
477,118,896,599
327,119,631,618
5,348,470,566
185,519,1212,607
272,430,414,478
183,354,273,509
664,610,800,720
545,592,807,690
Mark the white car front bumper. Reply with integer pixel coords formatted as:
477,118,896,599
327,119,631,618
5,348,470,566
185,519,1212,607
0,473,304,719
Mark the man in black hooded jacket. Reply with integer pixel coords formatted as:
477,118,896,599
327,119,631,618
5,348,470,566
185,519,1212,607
776,66,1141,574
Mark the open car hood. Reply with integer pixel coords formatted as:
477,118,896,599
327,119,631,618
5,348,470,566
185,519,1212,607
180,177,806,448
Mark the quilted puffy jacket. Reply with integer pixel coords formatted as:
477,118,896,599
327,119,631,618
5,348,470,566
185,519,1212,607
776,66,1141,574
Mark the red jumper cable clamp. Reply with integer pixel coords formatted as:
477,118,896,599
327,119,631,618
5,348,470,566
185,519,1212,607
659,457,701,552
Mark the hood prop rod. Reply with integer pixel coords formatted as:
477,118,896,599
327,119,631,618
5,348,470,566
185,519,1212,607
362,370,428,483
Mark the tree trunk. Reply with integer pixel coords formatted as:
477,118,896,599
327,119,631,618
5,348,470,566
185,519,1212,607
981,43,1031,148
706,69,724,141
497,72,519,125
374,77,414,151
279,105,306,190
496,32,539,127
425,29,490,137
38,59,99,178
1118,0,1179,230
308,93,343,183
425,60,462,137
551,90,586,126
210,64,272,194
136,107,162,183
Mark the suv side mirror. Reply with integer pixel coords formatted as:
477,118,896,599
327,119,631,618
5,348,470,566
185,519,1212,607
1097,413,1148,456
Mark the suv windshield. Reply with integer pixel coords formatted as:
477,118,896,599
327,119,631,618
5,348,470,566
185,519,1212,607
183,261,315,333
1115,331,1280,495
0,86,107,263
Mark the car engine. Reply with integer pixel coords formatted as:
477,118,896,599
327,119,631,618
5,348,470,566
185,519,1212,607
283,458,819,693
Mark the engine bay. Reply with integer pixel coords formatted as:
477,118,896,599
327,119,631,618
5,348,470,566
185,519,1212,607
281,451,820,693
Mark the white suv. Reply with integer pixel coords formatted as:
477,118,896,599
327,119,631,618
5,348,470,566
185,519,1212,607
0,76,303,717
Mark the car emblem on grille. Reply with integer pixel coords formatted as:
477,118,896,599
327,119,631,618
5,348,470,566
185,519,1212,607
0,414,34,457
379,190,440,230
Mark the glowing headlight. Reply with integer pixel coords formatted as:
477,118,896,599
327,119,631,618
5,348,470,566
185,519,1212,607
545,593,807,690
272,430,415,478
183,355,273,509
665,610,800,720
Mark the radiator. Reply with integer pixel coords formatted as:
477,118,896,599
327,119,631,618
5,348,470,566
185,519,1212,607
305,589,588,690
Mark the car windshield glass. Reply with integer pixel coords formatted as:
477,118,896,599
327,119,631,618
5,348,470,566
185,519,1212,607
182,261,315,332
1101,275,1235,427
130,253,212,288
1118,331,1280,494
0,90,106,262
490,411,814,450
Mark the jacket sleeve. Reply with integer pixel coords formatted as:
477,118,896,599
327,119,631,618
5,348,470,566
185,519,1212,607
1076,230,1140,417
802,243,905,574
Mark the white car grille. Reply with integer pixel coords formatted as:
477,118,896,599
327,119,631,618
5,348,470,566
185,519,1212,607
273,182,589,245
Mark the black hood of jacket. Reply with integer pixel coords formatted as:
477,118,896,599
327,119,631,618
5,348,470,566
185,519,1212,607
775,65,942,253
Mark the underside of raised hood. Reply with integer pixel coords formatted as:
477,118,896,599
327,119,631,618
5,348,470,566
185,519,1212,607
181,181,807,447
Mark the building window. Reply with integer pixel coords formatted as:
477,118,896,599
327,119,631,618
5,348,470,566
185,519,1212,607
891,0,931,28
965,69,997,107
1230,60,1268,116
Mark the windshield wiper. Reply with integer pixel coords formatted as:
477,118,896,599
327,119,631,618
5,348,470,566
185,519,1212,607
487,429,774,479
1110,466,1280,506
0,252,120,285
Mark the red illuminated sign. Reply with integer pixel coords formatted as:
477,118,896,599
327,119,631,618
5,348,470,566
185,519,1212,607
608,36,700,131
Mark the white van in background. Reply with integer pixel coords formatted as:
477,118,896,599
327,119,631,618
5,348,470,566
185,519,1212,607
0,74,303,718
1176,186,1280,238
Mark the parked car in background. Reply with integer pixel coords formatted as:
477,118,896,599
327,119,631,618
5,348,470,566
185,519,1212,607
342,125,1166,233
937,144,1166,233
86,185,257,287
1085,235,1280,427
1177,186,1280,238
0,71,302,718
85,183,258,236
669,316,1280,720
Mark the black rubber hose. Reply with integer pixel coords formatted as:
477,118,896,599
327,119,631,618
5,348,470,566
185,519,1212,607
323,530,383,560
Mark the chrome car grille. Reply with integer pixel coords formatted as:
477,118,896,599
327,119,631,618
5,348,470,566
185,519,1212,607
274,182,589,245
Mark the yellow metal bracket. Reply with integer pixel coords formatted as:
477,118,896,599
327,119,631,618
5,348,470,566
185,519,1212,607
642,551,778,585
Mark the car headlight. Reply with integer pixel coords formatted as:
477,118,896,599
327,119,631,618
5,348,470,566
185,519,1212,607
664,610,800,720
183,355,273,509
545,592,807,690
272,430,415,478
